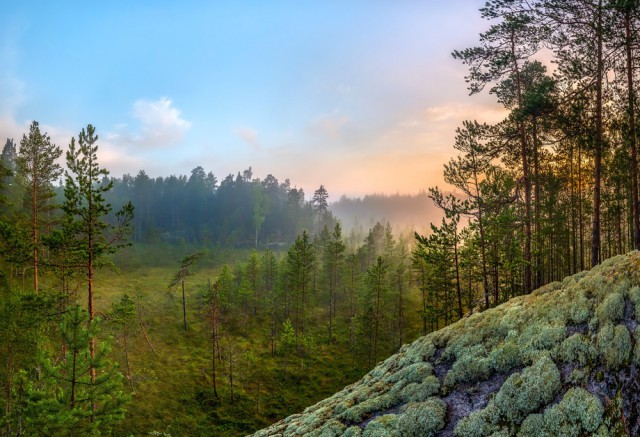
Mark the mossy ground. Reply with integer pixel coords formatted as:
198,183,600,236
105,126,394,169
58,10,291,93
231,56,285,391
256,252,640,436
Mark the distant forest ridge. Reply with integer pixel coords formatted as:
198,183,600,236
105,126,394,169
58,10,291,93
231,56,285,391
10,162,441,247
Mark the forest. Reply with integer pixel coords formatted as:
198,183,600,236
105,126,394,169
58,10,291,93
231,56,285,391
2,0,640,435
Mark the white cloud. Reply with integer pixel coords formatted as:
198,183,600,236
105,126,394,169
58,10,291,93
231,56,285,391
108,97,191,149
234,126,260,150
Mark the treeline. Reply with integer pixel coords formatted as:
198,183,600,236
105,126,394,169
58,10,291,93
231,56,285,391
412,0,640,321
102,168,336,246
2,140,336,247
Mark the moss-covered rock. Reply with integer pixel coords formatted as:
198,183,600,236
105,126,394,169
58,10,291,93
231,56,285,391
254,253,640,437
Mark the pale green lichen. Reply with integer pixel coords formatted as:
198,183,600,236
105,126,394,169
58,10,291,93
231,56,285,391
254,253,640,437
310,419,346,437
454,403,502,437
386,361,433,384
558,333,596,366
493,354,561,425
630,285,640,322
363,414,398,437
341,393,397,423
398,376,440,402
597,323,631,370
444,345,492,388
596,292,624,324
517,322,566,363
342,426,363,436
396,398,446,437
489,338,521,373
568,293,592,324
634,326,640,366
519,388,603,436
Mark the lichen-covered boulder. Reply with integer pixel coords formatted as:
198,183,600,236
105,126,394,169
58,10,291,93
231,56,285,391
253,253,640,436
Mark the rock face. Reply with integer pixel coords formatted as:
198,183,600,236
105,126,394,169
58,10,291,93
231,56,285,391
254,252,640,436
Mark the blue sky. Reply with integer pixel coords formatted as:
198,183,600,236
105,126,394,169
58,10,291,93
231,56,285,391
1,1,505,198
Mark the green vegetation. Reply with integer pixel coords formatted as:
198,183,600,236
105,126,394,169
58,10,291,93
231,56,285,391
256,252,640,435
6,0,640,434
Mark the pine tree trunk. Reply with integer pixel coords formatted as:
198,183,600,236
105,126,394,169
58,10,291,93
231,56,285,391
182,280,188,331
591,0,603,268
626,10,640,250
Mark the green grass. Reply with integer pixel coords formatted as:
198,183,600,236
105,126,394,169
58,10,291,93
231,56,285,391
86,244,370,436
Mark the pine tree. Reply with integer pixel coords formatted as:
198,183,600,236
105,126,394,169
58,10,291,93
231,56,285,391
16,121,63,294
11,305,128,435
169,252,202,331
62,124,134,380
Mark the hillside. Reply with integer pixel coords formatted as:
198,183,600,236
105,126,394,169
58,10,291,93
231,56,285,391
254,252,640,436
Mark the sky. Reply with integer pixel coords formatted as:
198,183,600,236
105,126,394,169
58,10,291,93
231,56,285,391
0,1,507,199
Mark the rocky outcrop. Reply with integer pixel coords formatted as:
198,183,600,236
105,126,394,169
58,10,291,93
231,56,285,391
254,252,640,436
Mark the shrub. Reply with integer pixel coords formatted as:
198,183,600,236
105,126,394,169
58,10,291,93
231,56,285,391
396,398,447,437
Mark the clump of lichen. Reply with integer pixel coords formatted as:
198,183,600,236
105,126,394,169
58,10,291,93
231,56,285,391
558,333,596,366
518,388,604,436
597,323,631,370
396,398,446,437
363,414,398,437
596,291,624,324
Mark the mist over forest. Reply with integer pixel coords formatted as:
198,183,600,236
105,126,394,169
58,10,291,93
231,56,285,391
331,192,443,236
